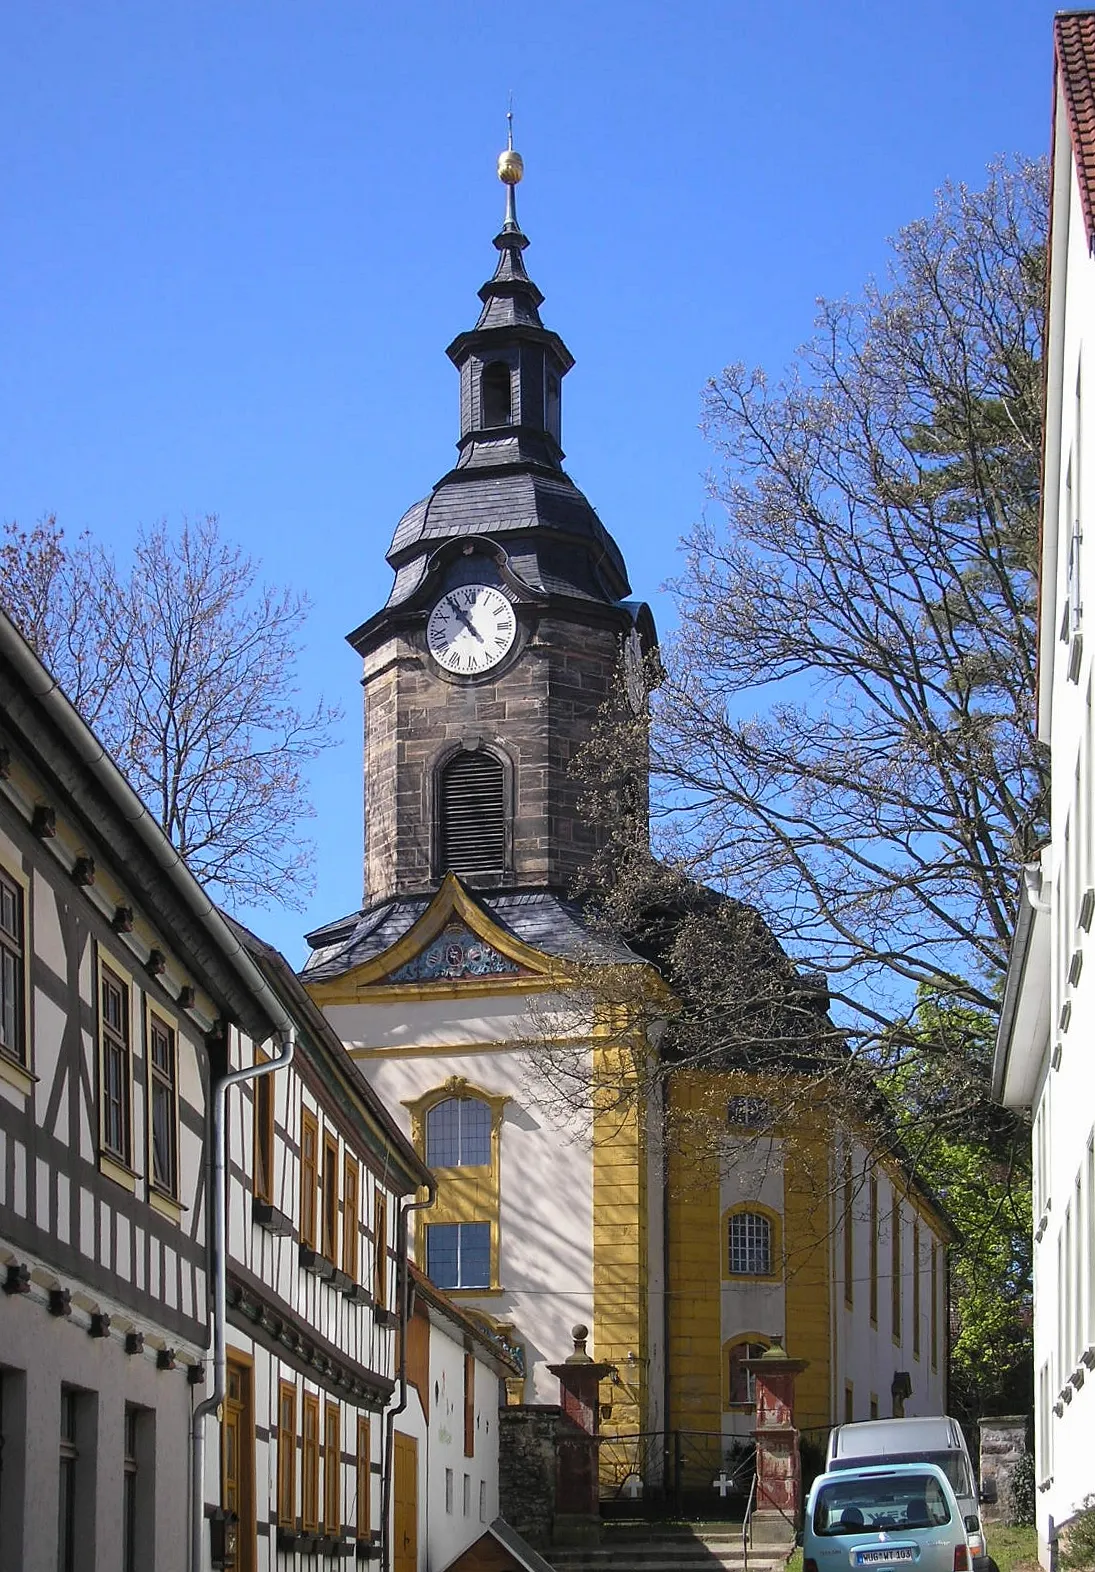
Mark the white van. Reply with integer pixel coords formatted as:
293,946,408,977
825,1417,996,1572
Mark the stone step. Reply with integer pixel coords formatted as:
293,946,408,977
548,1559,787,1572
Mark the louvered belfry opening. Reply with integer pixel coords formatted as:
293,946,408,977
439,750,506,880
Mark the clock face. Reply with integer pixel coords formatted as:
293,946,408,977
426,585,518,675
623,627,646,714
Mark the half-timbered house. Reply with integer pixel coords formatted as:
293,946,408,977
0,607,294,1572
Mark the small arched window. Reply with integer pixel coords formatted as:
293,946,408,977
728,1211,772,1276
727,1339,769,1406
481,361,512,427
426,1097,492,1167
439,750,506,879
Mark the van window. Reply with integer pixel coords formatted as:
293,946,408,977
814,1473,952,1535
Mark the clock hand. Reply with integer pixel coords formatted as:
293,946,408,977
451,604,485,642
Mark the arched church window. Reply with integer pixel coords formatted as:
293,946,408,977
439,750,506,879
481,361,512,427
425,1097,492,1167
728,1211,772,1276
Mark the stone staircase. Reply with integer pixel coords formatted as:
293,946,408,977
546,1523,793,1572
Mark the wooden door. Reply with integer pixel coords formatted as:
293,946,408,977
392,1431,418,1572
222,1354,255,1572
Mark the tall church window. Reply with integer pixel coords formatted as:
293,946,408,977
427,1221,491,1289
439,751,506,879
481,361,512,427
426,1097,492,1167
728,1211,771,1276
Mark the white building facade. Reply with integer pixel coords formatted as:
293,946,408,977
993,14,1095,1562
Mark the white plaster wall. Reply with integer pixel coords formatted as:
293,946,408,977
423,1326,501,1570
337,1014,596,1405
1030,125,1095,1558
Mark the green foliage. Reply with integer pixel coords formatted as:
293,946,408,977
1005,1449,1036,1529
1061,1497,1095,1570
889,993,1032,1422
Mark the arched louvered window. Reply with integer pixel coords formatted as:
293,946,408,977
481,361,512,427
439,750,506,879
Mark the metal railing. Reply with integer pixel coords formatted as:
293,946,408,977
743,1470,758,1572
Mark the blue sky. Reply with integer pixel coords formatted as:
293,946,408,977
0,1,1061,962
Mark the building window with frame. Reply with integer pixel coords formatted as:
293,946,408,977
373,1191,388,1307
426,1097,492,1167
322,1133,339,1264
869,1177,879,1326
343,1156,359,1283
843,1152,854,1309
438,750,506,880
302,1392,320,1534
253,1052,275,1205
727,1096,772,1129
148,1012,178,1196
913,1220,921,1360
58,1386,94,1572
464,1354,475,1457
844,1382,854,1424
891,1199,902,1343
277,1382,296,1529
323,1402,340,1535
727,1339,768,1406
427,1221,490,1290
727,1210,772,1276
356,1417,370,1540
300,1110,318,1250
869,1393,879,1420
100,965,132,1165
0,868,26,1065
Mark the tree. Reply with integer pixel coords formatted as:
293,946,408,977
654,156,1047,1034
1,514,339,908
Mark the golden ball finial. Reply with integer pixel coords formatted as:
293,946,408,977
498,147,524,185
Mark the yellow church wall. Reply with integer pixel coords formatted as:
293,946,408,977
782,1126,833,1436
666,1073,723,1440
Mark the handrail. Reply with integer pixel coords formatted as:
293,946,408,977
743,1470,758,1572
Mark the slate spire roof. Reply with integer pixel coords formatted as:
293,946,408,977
362,145,633,628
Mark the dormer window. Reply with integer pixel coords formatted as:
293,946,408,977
481,362,512,428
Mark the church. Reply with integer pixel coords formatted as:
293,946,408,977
301,135,953,1497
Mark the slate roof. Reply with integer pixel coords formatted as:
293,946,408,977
302,886,644,984
1057,12,1095,248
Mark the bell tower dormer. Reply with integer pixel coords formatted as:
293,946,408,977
347,132,657,906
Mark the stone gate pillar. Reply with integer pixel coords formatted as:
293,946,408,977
744,1342,809,1545
978,1416,1028,1522
547,1324,616,1547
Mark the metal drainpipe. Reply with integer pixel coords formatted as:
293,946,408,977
190,1025,295,1572
380,1188,436,1572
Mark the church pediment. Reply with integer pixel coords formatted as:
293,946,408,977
385,923,525,984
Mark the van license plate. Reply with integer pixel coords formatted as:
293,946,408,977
855,1551,915,1565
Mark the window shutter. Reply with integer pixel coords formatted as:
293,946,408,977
440,752,505,878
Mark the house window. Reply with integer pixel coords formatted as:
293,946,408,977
254,1053,275,1205
843,1153,854,1309
728,1211,771,1276
148,1013,178,1196
324,1403,340,1535
727,1340,768,1406
356,1417,370,1539
426,1098,492,1167
869,1178,879,1326
322,1133,339,1264
277,1383,296,1529
0,869,26,1064
727,1096,771,1128
480,1479,487,1522
300,1110,318,1250
58,1388,80,1572
445,1468,454,1513
373,1191,388,1307
931,1243,939,1370
439,751,506,880
100,965,132,1164
844,1382,854,1424
122,1406,151,1572
913,1221,921,1360
464,1354,475,1457
869,1393,879,1420
302,1393,320,1533
463,1474,472,1517
891,1200,902,1343
343,1157,359,1283
481,361,512,427
426,1221,490,1289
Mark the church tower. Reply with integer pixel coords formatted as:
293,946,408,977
346,134,656,905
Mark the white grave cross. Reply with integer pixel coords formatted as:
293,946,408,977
713,1472,734,1498
624,1474,643,1499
